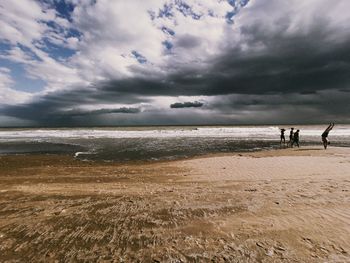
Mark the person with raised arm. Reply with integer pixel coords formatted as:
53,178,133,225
322,123,334,149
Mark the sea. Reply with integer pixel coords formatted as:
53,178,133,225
1,125,350,162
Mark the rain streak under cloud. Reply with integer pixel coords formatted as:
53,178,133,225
0,0,350,126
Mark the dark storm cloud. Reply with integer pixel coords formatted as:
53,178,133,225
66,107,140,116
0,87,146,126
206,22,350,95
170,101,203,108
208,90,350,124
100,21,350,97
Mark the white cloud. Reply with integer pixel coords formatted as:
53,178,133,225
73,0,235,73
0,67,32,104
0,0,53,45
0,46,35,64
0,0,85,93
0,0,237,95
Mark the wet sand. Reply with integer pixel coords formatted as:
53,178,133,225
0,147,349,262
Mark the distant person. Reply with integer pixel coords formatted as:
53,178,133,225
292,129,300,147
322,123,334,149
288,128,294,147
280,128,286,144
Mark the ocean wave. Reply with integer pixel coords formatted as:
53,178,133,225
0,125,350,140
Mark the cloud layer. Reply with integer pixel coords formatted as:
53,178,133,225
170,101,204,108
0,0,350,126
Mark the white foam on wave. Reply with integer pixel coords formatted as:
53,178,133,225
0,125,349,140
74,151,91,158
0,127,279,139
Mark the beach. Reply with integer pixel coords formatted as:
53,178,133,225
0,146,349,262
2,0,350,261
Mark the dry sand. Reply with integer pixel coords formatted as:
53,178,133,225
0,146,349,262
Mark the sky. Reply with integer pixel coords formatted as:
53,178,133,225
0,0,349,127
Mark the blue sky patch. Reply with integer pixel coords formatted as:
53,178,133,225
40,39,76,60
41,0,75,22
226,11,236,24
162,40,173,51
162,27,175,36
16,44,41,61
131,50,147,64
0,59,46,93
175,0,202,20
226,0,250,24
158,3,174,18
0,42,11,53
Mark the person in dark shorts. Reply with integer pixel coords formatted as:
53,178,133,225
322,123,334,149
288,127,294,147
292,129,300,147
280,128,286,144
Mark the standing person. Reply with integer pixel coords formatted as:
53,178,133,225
322,123,334,149
288,128,294,147
280,128,286,145
292,129,300,147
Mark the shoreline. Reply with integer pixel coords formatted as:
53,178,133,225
0,146,349,262
1,144,347,163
